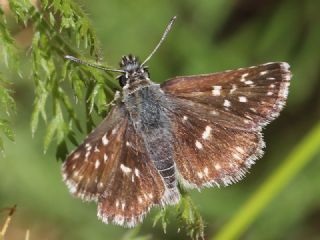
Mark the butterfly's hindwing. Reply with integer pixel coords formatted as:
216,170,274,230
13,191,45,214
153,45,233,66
165,97,264,188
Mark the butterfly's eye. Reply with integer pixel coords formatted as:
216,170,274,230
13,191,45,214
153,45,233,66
143,67,150,78
118,75,128,87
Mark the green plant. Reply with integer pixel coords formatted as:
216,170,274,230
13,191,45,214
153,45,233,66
0,1,205,239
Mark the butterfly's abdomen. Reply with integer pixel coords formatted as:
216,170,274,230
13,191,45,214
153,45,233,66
124,85,176,190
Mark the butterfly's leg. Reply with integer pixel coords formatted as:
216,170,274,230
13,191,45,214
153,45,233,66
106,91,122,108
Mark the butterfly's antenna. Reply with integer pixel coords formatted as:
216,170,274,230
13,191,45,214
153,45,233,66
141,16,177,66
65,55,125,73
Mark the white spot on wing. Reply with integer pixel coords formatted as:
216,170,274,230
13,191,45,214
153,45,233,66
202,126,212,140
215,163,221,170
281,62,290,71
182,116,188,121
67,181,77,194
250,107,257,112
103,154,108,162
212,85,222,96
260,71,268,76
223,100,231,107
195,140,203,149
244,80,254,85
134,168,140,177
85,143,92,151
240,73,249,82
211,110,219,115
197,172,204,179
102,134,109,145
236,146,245,154
233,153,242,160
230,84,237,94
72,152,80,160
267,91,273,96
120,164,132,174
238,96,247,102
204,167,209,176
95,160,100,169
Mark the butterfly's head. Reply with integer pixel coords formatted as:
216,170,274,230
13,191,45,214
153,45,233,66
117,54,150,87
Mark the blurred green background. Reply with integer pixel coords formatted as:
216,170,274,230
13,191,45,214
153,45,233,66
1,0,320,239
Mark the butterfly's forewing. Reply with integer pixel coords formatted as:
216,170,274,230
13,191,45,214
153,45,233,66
161,62,291,188
63,104,166,227
161,62,291,130
97,119,166,227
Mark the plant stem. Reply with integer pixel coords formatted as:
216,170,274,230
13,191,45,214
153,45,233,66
213,121,320,240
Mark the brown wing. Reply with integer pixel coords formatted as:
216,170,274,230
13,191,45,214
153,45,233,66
97,119,167,227
161,62,291,131
165,97,263,188
160,62,291,188
62,104,127,201
62,104,166,227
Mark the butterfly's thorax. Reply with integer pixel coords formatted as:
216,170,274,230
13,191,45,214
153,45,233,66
122,78,151,95
123,83,176,189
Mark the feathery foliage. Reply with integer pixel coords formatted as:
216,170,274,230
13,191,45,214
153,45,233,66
5,0,120,159
0,1,204,239
0,6,16,153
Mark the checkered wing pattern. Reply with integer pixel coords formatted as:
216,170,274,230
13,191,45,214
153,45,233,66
62,104,166,227
161,62,291,188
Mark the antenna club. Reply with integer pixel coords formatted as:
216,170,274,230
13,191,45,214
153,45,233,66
141,16,177,66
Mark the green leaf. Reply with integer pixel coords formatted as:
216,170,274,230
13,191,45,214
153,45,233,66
0,85,16,115
153,208,170,234
0,119,15,141
44,117,59,153
31,91,48,136
0,118,15,154
176,193,205,240
49,11,55,26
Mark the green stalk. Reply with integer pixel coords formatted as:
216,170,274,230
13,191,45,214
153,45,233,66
213,121,320,240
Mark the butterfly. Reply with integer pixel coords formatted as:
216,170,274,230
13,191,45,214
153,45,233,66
62,16,291,227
